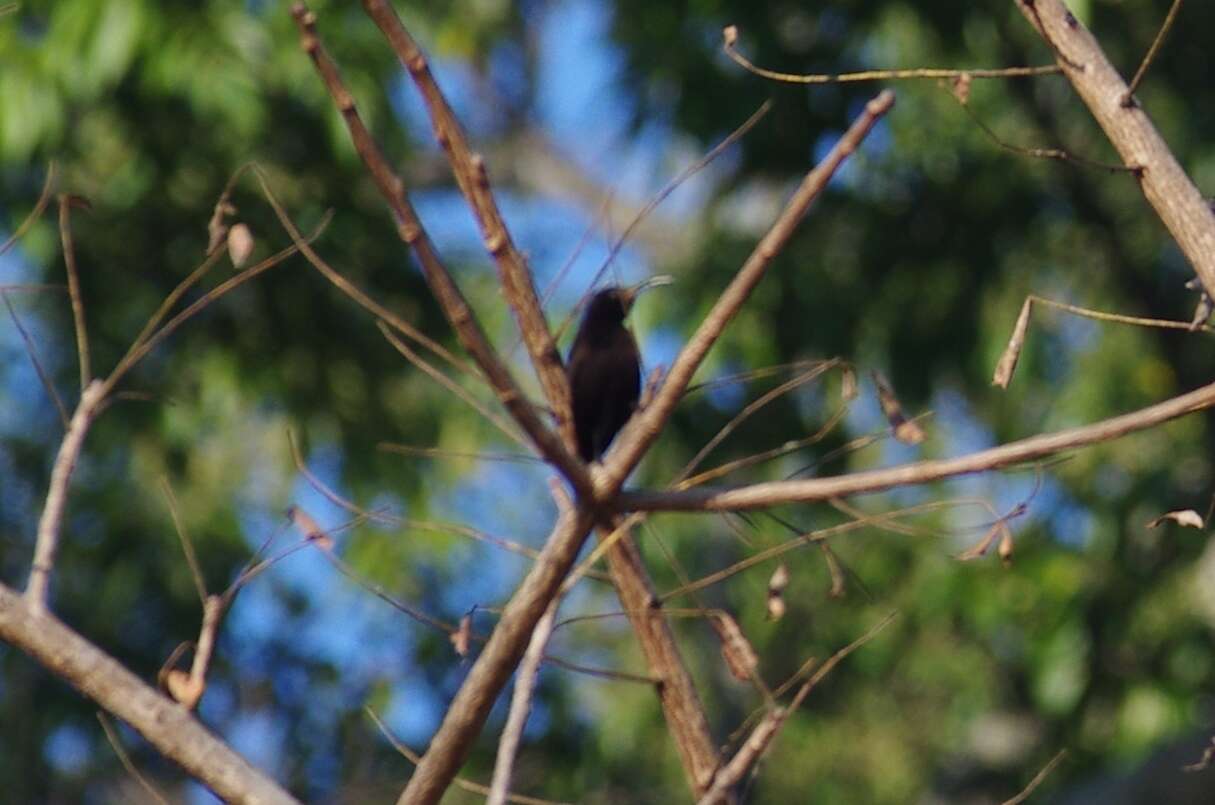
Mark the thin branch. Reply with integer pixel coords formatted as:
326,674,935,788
377,321,528,448
1001,749,1067,805
0,162,56,257
0,583,299,804
1122,0,1184,105
58,194,91,390
553,101,773,345
160,478,208,607
361,0,575,450
366,708,570,805
97,713,172,805
1013,0,1215,299
290,4,591,497
2,290,68,427
488,602,557,805
721,25,1059,84
25,380,105,613
621,378,1215,512
598,90,896,497
697,612,898,804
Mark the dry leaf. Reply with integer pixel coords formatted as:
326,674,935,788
1147,509,1205,529
450,613,472,658
206,199,236,255
950,72,972,105
286,505,333,550
766,596,787,622
768,563,790,594
840,366,858,402
227,223,255,268
872,371,924,445
165,669,205,710
998,528,1014,567
993,298,1032,389
710,613,758,681
957,521,1007,562
722,25,738,47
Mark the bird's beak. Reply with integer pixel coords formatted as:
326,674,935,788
622,275,674,311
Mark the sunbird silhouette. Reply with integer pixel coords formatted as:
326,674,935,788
567,278,671,462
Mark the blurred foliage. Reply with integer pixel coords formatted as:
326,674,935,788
2,0,1215,803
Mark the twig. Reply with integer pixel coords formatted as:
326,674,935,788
58,194,91,390
1122,0,1184,106
697,612,897,804
598,90,896,496
160,478,208,606
620,378,1215,512
377,320,528,448
365,708,569,805
0,163,56,257
25,380,105,613
379,443,544,465
290,4,591,497
721,25,1059,84
487,602,558,805
1013,0,1215,300
361,0,575,449
0,583,299,804
2,291,68,427
97,713,171,805
1001,748,1067,805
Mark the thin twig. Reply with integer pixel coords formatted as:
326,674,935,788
621,378,1215,512
0,163,56,257
721,25,1059,84
361,0,575,449
58,194,91,390
160,478,208,606
599,90,896,496
487,602,558,805
97,713,172,805
697,612,897,804
26,380,105,613
2,291,68,427
1122,0,1184,106
1001,749,1067,805
365,708,570,805
377,320,528,448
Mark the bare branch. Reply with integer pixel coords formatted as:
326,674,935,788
290,3,591,497
722,25,1059,83
58,194,91,390
1122,0,1184,105
25,380,105,613
0,162,56,257
621,378,1215,512
361,0,575,450
1013,0,1215,298
97,713,172,805
597,90,895,497
2,290,68,427
1002,749,1067,805
487,602,558,805
0,583,298,804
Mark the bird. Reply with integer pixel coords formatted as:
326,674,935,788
567,278,671,462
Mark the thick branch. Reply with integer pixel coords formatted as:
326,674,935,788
290,3,591,497
1013,0,1215,298
362,0,575,451
619,378,1215,512
597,90,896,496
0,584,298,805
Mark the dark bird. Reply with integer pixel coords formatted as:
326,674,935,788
567,278,671,462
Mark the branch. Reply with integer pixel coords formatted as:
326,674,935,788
25,380,105,614
361,0,575,451
290,2,591,497
0,583,298,804
487,602,557,805
597,89,896,496
620,378,1215,512
1012,0,1215,298
58,193,92,391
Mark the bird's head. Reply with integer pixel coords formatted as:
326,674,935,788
584,276,674,325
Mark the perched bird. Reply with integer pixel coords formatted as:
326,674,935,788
567,278,671,461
